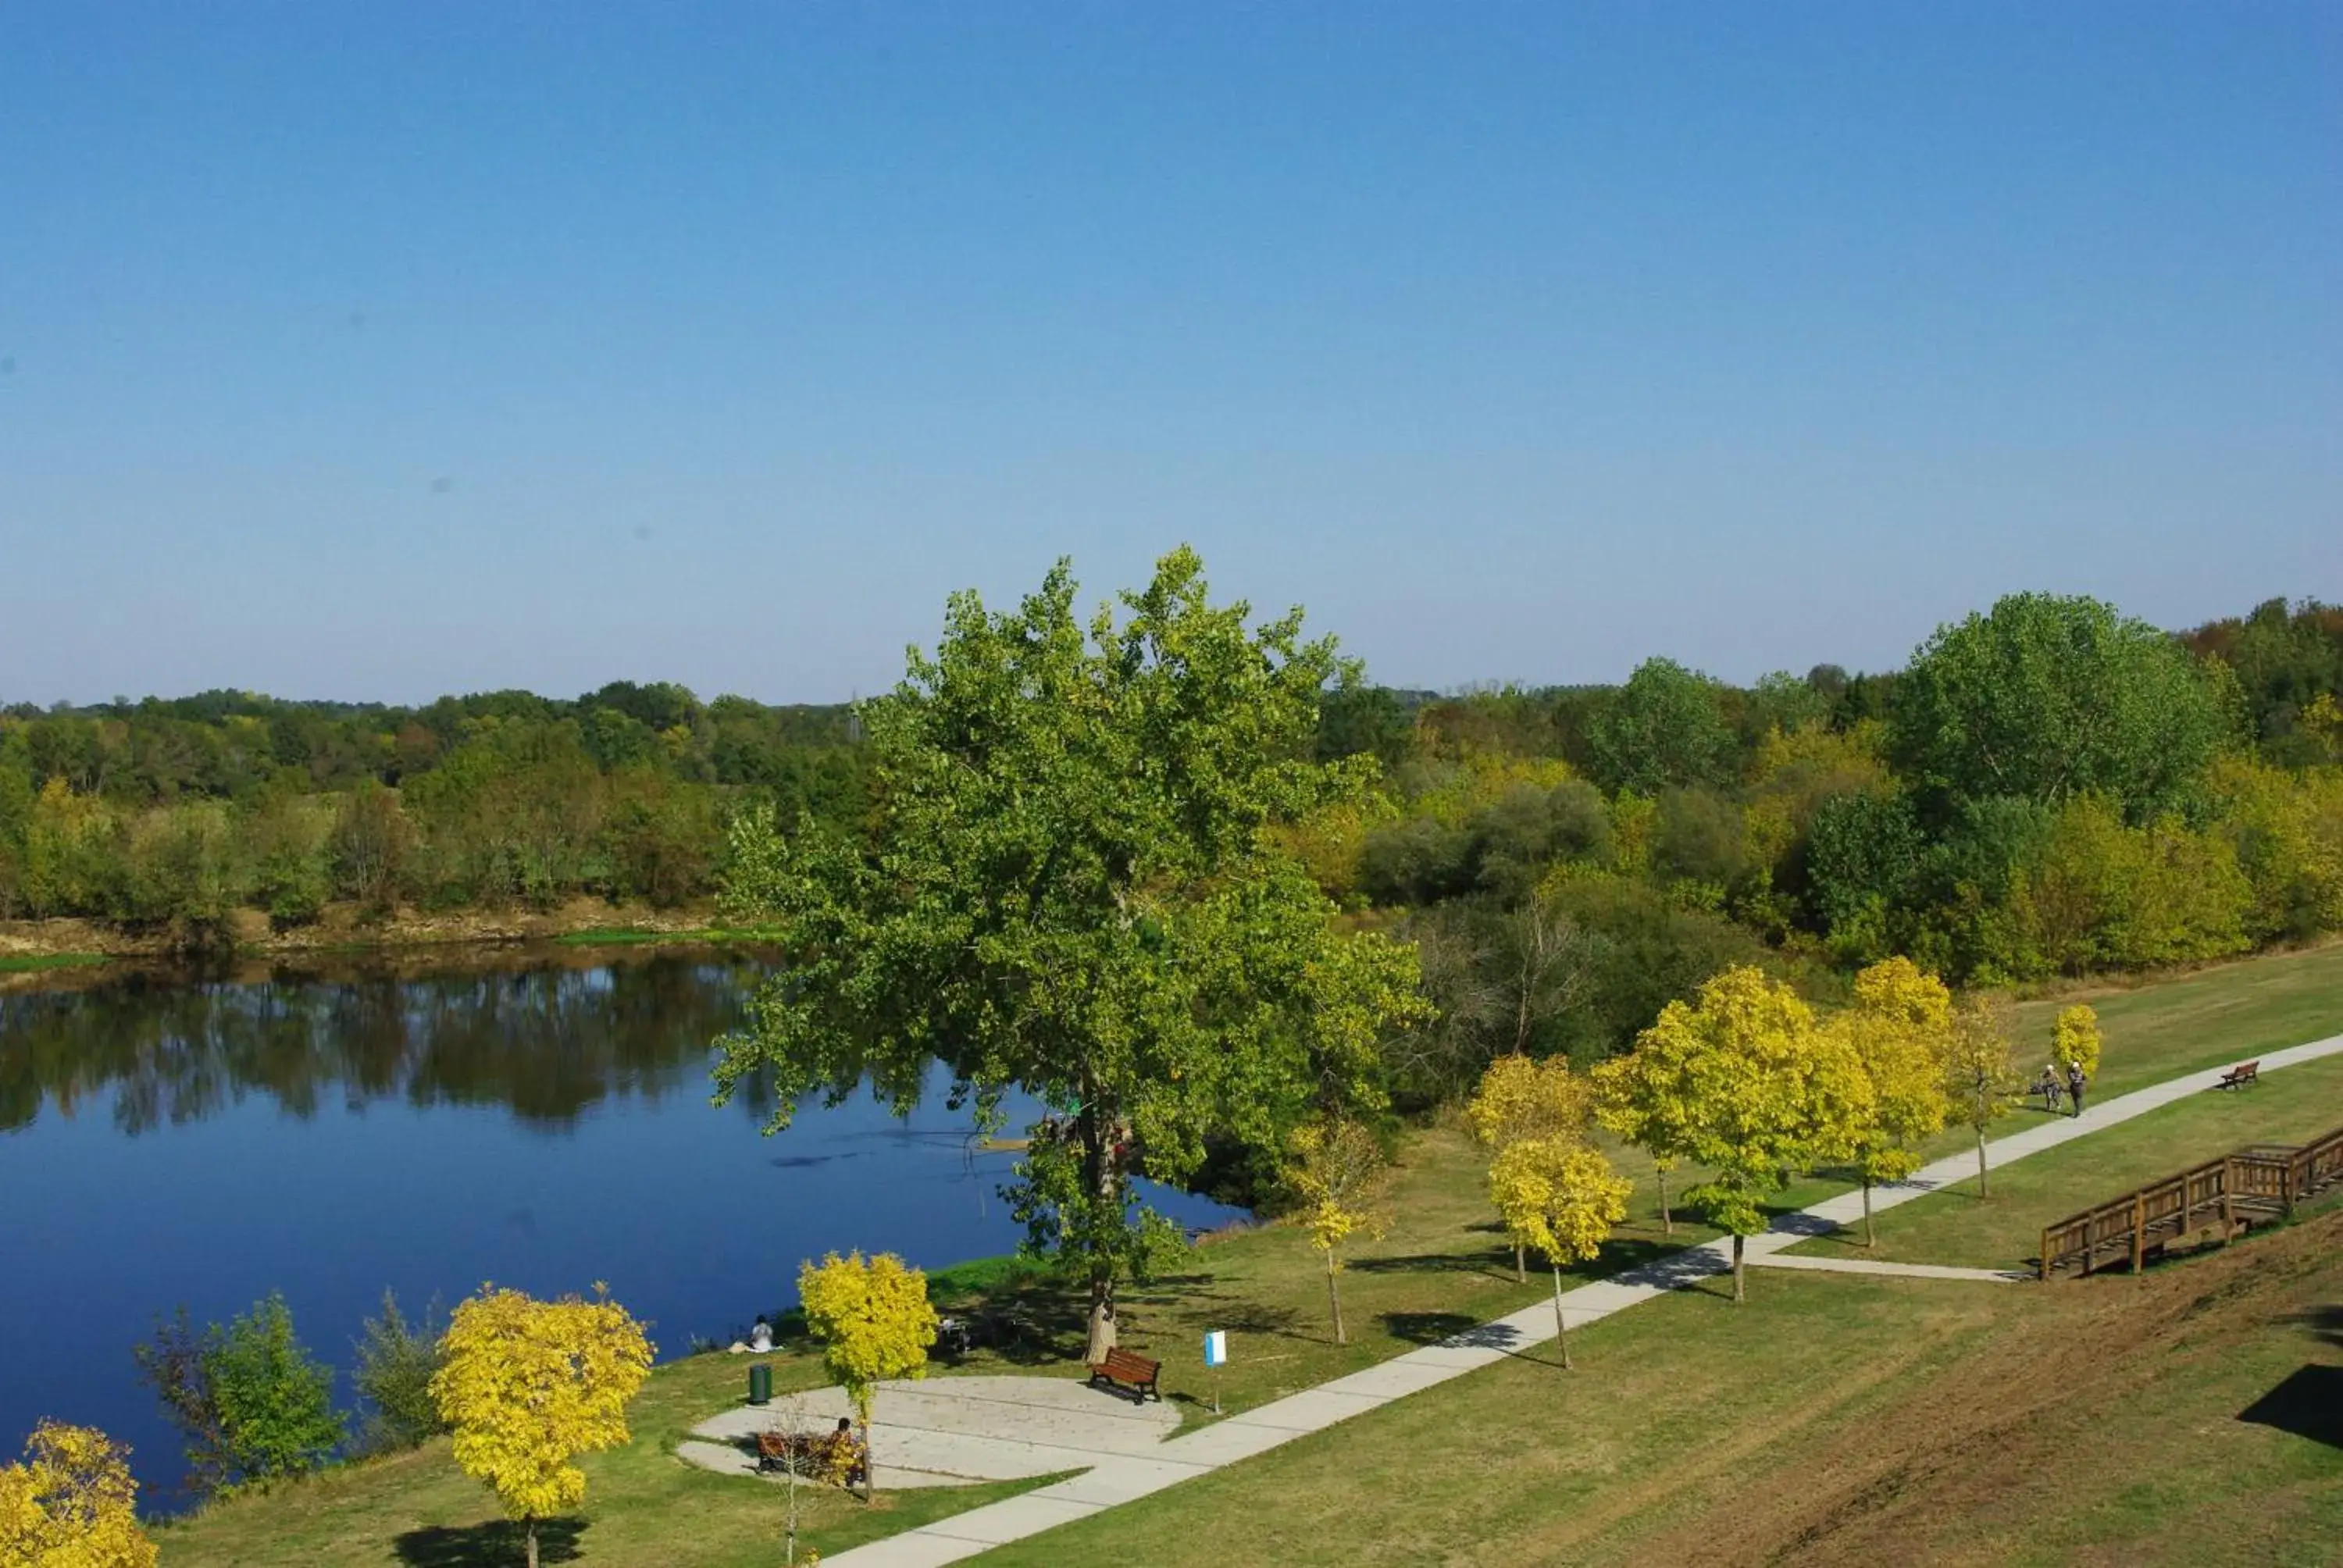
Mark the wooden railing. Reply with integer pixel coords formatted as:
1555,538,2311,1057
2038,1123,2343,1281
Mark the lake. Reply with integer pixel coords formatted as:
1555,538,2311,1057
0,947,1240,1502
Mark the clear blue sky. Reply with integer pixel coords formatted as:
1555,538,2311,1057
3,3,2336,705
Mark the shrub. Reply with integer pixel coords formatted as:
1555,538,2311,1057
352,1291,448,1456
134,1293,344,1495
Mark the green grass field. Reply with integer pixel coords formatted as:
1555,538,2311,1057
1792,1049,2343,1272
977,1208,2343,1568
149,940,2343,1566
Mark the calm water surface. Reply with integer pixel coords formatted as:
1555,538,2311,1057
0,950,1238,1501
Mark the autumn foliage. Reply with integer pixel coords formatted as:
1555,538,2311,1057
1281,1117,1393,1344
796,1249,940,1468
429,1285,654,1568
0,1422,156,1568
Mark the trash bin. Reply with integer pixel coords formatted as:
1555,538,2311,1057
747,1363,772,1406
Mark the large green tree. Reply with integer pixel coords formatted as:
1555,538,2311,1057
1588,657,1737,796
1889,593,2222,822
712,549,1425,1356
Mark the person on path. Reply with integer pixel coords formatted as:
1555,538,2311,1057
2066,1060,2086,1117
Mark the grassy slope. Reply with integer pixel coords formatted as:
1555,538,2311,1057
979,1210,2343,1568
151,942,2343,1564
1793,1049,2343,1270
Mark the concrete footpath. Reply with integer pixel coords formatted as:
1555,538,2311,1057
821,1032,2343,1566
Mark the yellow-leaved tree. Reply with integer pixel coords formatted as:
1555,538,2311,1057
2052,1004,2102,1081
1626,965,1872,1302
0,1421,158,1568
1466,1053,1593,1278
1837,957,1955,1248
1486,1137,1630,1368
1944,999,2020,1197
1590,1033,1699,1238
430,1285,654,1568
797,1251,939,1497
1280,1117,1392,1345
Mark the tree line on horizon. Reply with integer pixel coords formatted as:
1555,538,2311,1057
2,595,2339,1024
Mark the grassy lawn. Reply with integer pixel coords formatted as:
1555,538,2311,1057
151,1124,1601,1566
151,1350,1057,1567
979,1209,2343,1568
2002,939,2343,1097
0,951,111,974
149,943,2343,1564
1792,1049,2343,1272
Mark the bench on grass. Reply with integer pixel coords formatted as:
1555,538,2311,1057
1088,1347,1162,1402
755,1427,868,1488
2216,1060,2261,1091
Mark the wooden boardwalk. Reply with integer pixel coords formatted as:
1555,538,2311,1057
2038,1122,2343,1280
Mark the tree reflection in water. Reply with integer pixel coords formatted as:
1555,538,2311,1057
0,950,784,1136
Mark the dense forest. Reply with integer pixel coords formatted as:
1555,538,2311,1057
4,594,2340,1090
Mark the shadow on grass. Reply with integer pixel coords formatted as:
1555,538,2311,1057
394,1519,587,1566
1378,1310,1481,1346
1560,1237,1698,1282
2238,1363,2343,1449
2288,1304,2343,1348
1348,1250,1518,1285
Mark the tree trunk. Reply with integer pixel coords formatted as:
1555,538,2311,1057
1325,1249,1346,1345
860,1414,874,1502
1862,1178,1875,1249
1513,1242,1526,1285
1975,1127,1990,1199
1731,1232,1746,1304
1657,1165,1672,1237
525,1518,539,1568
1080,1089,1122,1365
1551,1264,1571,1370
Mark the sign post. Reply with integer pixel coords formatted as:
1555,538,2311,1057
1202,1329,1227,1415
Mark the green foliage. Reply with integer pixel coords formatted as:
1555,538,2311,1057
1974,795,2252,980
1890,592,2224,823
1804,791,1923,960
1588,658,1737,796
0,686,867,930
133,1294,344,1496
1599,965,1870,1299
6,583,2341,997
351,1292,448,1456
205,1293,345,1484
713,550,1429,1318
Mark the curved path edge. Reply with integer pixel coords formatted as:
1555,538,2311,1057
824,1033,2343,1566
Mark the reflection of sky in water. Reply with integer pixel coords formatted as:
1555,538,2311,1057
0,957,1239,1501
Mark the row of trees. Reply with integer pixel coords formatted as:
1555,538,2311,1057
711,552,2315,1364
1285,957,2098,1361
9,592,2338,978
0,688,867,931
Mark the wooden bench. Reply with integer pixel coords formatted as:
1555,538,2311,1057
1088,1347,1162,1402
2216,1060,2261,1091
755,1427,868,1487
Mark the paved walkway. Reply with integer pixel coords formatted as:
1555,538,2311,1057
680,1375,1179,1491
821,1032,2343,1566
